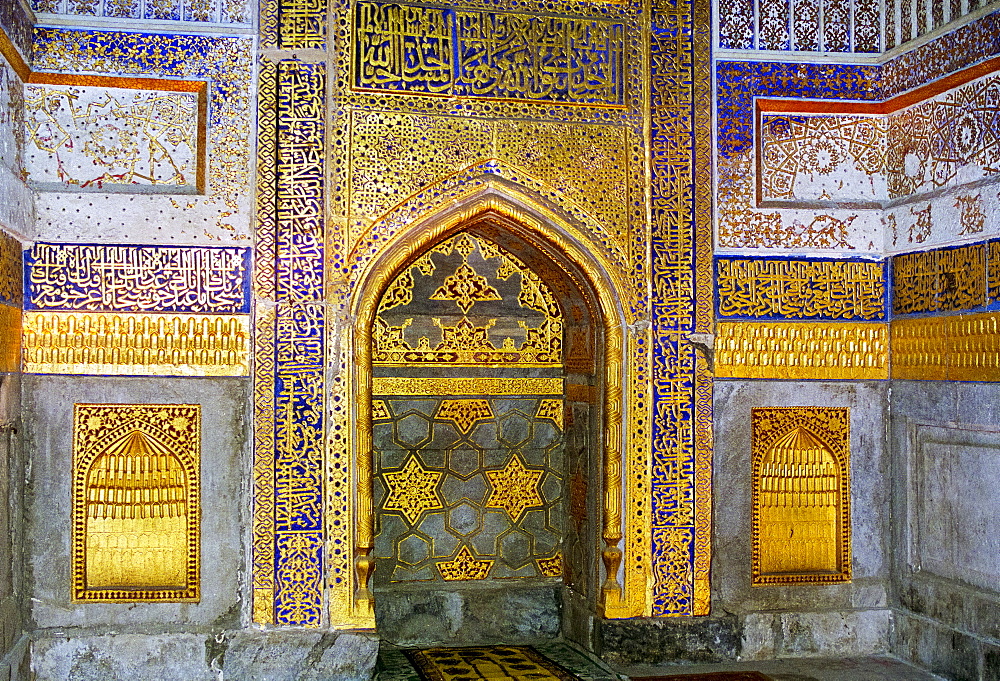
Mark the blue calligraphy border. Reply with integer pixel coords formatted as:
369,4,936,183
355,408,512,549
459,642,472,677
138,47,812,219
890,236,1000,317
352,1,626,106
24,243,251,314
715,255,888,322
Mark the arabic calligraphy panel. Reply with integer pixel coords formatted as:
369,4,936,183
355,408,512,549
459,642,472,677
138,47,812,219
353,1,625,106
25,243,250,314
716,257,886,321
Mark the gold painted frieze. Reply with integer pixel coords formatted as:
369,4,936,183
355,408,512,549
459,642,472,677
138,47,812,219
715,321,889,380
73,404,200,602
23,311,250,376
751,407,851,585
372,376,564,396
891,312,1000,381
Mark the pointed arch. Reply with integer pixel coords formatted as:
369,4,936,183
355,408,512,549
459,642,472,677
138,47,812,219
347,187,637,619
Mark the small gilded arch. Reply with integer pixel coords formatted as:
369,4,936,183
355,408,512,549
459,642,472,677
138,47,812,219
750,412,852,586
73,413,200,602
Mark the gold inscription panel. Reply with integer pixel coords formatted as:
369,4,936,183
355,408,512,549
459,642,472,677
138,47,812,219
23,311,250,376
751,407,851,585
73,404,200,602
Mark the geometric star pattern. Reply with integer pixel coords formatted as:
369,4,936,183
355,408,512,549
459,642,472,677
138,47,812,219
485,452,545,522
382,455,444,524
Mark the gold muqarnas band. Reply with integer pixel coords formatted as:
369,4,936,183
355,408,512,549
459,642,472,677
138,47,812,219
23,311,250,376
715,321,889,380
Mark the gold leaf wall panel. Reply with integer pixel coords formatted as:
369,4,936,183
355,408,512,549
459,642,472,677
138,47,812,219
0,303,21,374
73,404,200,602
23,312,250,376
715,321,889,380
891,312,1000,381
751,407,851,585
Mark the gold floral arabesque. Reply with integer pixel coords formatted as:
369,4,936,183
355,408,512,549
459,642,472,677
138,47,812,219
372,376,563,396
537,552,563,577
484,453,546,522
535,399,564,430
892,312,1000,381
73,404,200,601
23,311,250,377
438,546,493,580
751,407,851,585
382,455,445,524
435,399,494,434
715,321,888,380
374,232,563,367
372,400,392,420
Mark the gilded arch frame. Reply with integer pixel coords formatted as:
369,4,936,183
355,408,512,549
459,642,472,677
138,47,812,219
344,188,650,623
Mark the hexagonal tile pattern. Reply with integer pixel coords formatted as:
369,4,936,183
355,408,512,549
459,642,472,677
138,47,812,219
375,396,569,582
393,412,431,448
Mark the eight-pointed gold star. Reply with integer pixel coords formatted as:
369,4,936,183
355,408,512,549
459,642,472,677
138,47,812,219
382,455,444,524
484,453,545,522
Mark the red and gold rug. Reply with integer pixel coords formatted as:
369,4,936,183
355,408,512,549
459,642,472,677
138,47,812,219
632,673,772,681
406,645,580,681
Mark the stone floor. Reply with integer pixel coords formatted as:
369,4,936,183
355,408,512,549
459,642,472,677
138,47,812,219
618,656,946,680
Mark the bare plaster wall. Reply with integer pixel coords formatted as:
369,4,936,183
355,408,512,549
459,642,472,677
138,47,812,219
889,380,1000,681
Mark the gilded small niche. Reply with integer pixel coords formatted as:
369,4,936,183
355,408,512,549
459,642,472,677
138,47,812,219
751,407,851,585
73,404,200,601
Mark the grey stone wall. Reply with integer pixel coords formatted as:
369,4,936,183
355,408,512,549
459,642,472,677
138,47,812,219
712,380,892,660
595,380,893,665
23,376,250,633
0,32,32,681
0,373,27,681
889,380,1000,681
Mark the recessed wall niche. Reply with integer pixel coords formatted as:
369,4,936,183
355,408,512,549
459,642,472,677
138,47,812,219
72,404,200,602
751,407,852,585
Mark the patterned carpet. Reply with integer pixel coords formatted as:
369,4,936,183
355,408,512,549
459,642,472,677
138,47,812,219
377,642,618,681
406,646,580,681
631,674,772,681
